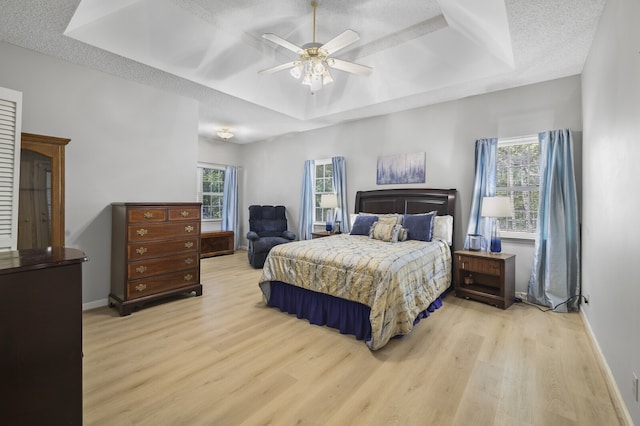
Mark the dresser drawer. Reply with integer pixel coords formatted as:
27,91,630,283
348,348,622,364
456,255,502,276
127,237,199,260
126,268,200,299
128,253,199,279
127,221,200,242
168,207,200,221
127,208,167,223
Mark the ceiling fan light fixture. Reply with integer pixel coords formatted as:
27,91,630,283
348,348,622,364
290,62,303,79
322,69,334,85
217,128,234,140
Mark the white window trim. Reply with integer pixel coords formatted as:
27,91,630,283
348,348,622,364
313,158,333,226
197,162,225,222
497,135,538,241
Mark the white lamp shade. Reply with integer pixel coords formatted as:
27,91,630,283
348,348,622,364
481,196,513,217
320,193,338,208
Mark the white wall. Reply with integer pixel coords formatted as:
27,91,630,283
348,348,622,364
0,42,199,307
239,75,583,293
582,0,640,422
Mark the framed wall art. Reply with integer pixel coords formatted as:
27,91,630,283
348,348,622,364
376,152,425,185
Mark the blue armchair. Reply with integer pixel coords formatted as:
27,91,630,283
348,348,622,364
246,205,296,268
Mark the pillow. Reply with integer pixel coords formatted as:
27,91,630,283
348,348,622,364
403,211,436,241
369,221,402,243
350,215,378,235
359,212,403,225
398,227,409,242
433,215,454,245
349,213,359,228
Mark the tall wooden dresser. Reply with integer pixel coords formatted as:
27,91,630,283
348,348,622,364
109,202,202,315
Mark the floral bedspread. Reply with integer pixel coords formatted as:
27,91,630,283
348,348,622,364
259,234,451,350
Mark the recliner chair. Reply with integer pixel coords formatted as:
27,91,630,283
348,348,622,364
246,205,296,268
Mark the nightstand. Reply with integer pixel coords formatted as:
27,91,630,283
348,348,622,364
311,231,339,239
454,250,515,309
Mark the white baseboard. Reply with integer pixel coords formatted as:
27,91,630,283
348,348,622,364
580,309,634,425
83,298,108,311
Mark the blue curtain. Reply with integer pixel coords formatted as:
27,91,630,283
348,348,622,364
222,166,239,249
331,156,349,233
528,129,580,312
298,160,315,240
464,138,498,250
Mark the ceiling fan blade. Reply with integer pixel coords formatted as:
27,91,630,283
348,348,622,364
320,29,360,55
262,33,303,54
327,58,372,76
258,61,299,75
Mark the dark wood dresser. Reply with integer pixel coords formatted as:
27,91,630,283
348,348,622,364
109,202,203,316
0,247,87,425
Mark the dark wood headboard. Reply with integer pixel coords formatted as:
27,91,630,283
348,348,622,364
354,188,457,248
355,188,456,217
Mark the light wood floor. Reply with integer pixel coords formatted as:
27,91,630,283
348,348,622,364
83,251,623,425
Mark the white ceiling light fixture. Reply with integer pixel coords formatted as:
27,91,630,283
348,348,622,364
259,1,372,94
217,128,234,140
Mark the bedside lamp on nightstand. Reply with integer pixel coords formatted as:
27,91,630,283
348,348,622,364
481,196,513,254
320,193,338,232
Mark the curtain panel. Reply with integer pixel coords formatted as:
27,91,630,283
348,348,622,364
331,156,350,233
464,138,498,250
298,160,315,240
528,129,580,311
222,166,239,249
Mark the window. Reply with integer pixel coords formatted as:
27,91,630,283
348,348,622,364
314,159,334,224
197,164,225,220
496,136,540,238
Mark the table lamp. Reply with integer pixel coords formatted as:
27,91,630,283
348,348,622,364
320,193,338,232
481,196,513,253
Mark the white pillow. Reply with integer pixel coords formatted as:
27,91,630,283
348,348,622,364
433,215,453,245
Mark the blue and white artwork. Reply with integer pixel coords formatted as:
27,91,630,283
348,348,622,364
376,152,426,185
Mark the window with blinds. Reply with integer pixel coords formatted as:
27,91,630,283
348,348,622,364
0,87,22,251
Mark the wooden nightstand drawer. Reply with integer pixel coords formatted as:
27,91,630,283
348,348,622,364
457,255,502,276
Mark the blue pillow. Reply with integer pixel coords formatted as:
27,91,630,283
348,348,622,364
350,215,378,235
403,212,436,241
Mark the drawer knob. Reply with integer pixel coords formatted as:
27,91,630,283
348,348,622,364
184,274,193,281
184,241,194,249
181,211,190,217
135,265,147,274
136,228,148,236
185,225,194,233
143,211,153,219
185,258,194,265
135,284,147,292
136,247,147,255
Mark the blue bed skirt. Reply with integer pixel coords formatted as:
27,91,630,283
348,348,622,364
266,281,443,342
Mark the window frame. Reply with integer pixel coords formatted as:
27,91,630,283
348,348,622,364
496,135,539,241
313,159,334,226
197,162,225,222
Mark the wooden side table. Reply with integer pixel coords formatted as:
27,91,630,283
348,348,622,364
311,231,339,239
201,231,234,258
454,250,515,309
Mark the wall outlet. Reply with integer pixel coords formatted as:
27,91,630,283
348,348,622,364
583,294,590,305
633,372,638,402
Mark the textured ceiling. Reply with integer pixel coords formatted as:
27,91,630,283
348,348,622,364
0,0,605,143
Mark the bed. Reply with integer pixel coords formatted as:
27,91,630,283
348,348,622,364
258,188,457,350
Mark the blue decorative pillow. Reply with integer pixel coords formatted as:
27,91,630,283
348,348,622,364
403,212,437,241
350,215,378,235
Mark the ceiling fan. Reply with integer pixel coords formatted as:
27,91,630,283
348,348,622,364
259,1,372,93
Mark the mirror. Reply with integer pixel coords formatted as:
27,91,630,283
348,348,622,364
18,133,69,249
